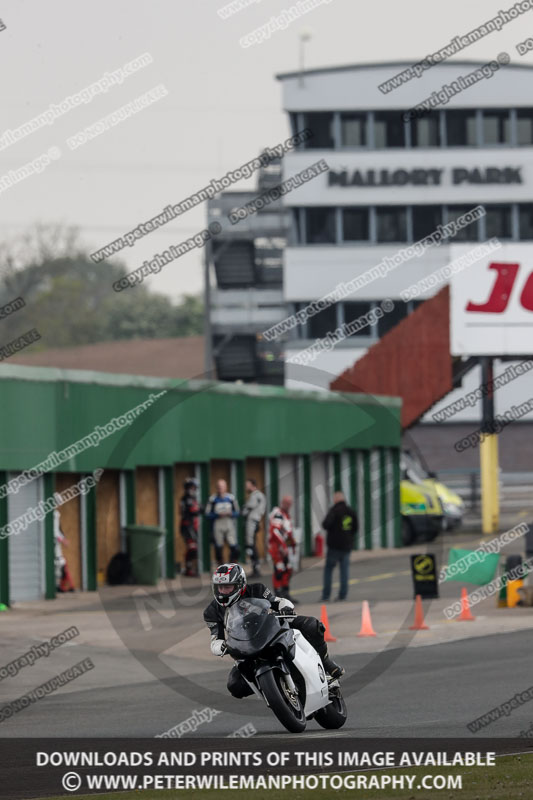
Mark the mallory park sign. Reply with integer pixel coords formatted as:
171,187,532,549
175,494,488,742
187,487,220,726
328,167,523,187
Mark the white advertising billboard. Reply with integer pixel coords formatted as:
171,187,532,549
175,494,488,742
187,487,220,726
450,243,533,356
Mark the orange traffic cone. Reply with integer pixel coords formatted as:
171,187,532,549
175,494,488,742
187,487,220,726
457,587,475,621
320,604,337,642
409,594,429,630
357,600,377,637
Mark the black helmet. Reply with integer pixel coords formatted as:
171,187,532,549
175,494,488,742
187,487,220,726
212,563,246,607
184,477,198,491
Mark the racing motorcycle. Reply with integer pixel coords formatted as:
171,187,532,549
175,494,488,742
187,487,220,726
224,597,347,733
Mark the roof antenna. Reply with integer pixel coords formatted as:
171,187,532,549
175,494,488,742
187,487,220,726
299,30,312,88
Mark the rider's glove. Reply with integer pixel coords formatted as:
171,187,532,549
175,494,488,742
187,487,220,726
275,561,285,571
210,637,227,657
276,597,295,615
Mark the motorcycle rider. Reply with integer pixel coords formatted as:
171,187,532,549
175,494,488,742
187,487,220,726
179,478,201,577
203,562,344,699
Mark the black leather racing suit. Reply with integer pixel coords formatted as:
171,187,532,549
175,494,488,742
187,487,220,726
203,582,327,698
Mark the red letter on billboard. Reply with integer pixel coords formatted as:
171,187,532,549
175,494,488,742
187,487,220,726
465,262,520,313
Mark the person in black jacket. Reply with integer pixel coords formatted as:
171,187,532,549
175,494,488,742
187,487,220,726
321,491,358,602
204,563,344,698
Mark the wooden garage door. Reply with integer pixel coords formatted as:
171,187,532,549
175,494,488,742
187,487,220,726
96,469,121,576
55,473,83,590
245,457,266,558
136,467,159,526
209,460,232,493
174,463,197,569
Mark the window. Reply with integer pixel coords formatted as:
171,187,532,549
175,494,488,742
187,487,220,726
342,208,369,241
305,207,336,244
446,110,477,146
519,204,533,239
307,303,338,339
340,113,367,147
412,206,442,240
343,302,373,337
410,112,441,147
376,207,407,242
517,109,533,145
377,300,409,338
481,110,511,145
485,205,513,239
301,113,334,148
446,206,480,241
292,209,303,244
374,112,405,148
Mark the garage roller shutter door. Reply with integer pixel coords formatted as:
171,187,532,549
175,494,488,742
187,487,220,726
8,475,44,603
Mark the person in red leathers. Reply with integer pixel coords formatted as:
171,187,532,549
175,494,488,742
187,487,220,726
268,494,299,605
180,478,201,577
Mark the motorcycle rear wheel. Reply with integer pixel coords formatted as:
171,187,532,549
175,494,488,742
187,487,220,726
257,669,306,733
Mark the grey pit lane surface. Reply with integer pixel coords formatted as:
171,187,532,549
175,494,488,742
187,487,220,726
1,630,532,738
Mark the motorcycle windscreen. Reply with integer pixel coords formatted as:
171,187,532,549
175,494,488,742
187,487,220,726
225,598,280,656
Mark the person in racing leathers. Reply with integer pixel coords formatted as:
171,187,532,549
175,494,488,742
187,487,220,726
268,495,298,605
203,563,344,699
205,479,240,563
179,478,201,577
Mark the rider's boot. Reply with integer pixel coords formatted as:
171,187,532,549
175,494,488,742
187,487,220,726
317,642,344,679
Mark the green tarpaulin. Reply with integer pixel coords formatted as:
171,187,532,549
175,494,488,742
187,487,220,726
444,548,500,585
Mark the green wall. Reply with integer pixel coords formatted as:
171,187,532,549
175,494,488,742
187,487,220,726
0,366,402,473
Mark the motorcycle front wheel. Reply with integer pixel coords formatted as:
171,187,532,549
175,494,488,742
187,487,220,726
257,669,306,733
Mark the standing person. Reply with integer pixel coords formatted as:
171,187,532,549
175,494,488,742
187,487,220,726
321,491,358,603
53,506,75,593
268,495,298,605
242,478,266,577
205,479,240,563
179,478,201,577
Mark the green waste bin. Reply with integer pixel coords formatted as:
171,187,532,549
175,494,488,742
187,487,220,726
125,525,166,585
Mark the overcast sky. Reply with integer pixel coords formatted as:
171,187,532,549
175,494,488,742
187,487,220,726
2,0,531,300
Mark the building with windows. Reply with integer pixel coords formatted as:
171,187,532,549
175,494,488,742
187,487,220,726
276,61,533,422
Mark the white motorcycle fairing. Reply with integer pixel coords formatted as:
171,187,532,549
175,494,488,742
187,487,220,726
290,629,330,716
242,628,331,716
